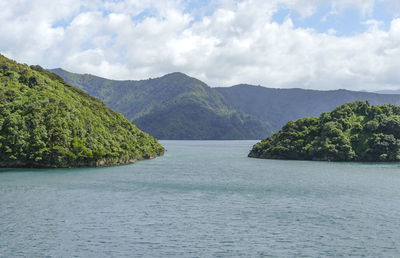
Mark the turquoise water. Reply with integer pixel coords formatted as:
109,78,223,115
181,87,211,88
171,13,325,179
1,140,400,257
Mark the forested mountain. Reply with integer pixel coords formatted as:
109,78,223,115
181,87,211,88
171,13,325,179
51,69,272,140
216,85,400,131
249,101,400,162
0,55,163,168
52,69,400,140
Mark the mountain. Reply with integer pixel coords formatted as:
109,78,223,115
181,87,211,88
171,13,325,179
374,90,400,94
50,69,272,140
52,69,400,140
249,101,400,162
0,55,163,168
216,85,400,131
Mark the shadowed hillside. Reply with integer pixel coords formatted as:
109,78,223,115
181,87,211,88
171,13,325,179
52,69,400,139
216,85,400,131
51,69,272,140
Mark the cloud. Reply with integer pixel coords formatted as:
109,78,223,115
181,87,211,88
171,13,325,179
0,0,400,91
329,0,376,16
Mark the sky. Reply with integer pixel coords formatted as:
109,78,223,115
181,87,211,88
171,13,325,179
1,0,400,91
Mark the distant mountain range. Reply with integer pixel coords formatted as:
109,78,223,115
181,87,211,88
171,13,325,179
51,68,400,140
216,85,400,131
374,90,400,95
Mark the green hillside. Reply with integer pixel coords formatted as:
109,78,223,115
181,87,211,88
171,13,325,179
216,85,400,131
53,69,400,140
0,55,164,168
51,69,272,140
249,101,400,161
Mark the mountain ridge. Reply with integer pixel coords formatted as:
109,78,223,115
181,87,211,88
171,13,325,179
216,84,400,131
51,68,272,140
51,68,400,139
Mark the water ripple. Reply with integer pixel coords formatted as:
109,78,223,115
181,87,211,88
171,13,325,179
1,140,400,257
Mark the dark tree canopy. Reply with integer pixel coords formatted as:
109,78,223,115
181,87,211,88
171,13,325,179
249,101,400,162
0,54,164,168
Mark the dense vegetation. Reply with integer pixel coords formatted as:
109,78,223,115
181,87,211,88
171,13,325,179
249,101,400,161
53,69,400,139
52,69,272,140
217,85,400,131
0,54,164,168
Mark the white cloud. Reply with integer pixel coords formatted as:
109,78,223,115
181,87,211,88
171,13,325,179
329,0,376,16
0,0,400,91
277,0,376,18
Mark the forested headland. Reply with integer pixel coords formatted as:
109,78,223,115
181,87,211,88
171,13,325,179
249,101,400,162
0,54,164,168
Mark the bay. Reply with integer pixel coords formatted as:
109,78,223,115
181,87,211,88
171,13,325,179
1,140,400,257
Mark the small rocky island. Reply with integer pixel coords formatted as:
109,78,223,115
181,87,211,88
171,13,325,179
0,54,164,168
249,101,400,161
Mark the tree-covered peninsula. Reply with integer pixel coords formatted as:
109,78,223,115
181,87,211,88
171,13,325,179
0,54,164,168
249,101,400,162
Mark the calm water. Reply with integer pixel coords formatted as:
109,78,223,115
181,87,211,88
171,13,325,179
1,141,400,257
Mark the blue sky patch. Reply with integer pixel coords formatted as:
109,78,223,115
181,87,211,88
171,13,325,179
272,2,396,35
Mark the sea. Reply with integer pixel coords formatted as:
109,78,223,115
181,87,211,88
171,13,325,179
1,140,400,257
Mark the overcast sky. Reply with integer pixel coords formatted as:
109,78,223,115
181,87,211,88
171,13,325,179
1,0,400,90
